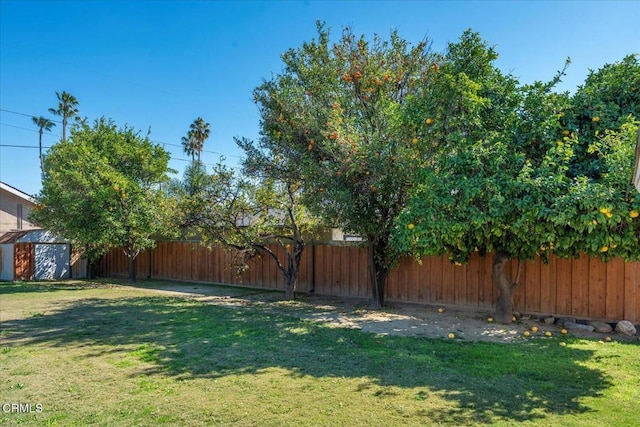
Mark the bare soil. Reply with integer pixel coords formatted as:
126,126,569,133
133,282,639,343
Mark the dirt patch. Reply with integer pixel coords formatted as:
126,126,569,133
130,282,638,344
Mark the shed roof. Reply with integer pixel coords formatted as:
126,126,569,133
0,230,30,244
0,230,68,244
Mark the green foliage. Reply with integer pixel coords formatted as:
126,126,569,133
252,22,437,306
565,54,640,177
398,41,640,270
31,118,174,268
397,31,568,266
173,142,320,299
554,119,640,261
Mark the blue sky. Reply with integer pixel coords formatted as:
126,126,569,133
1,0,639,197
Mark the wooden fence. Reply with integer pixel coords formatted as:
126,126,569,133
97,241,640,323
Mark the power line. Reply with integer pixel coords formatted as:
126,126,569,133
0,143,242,170
1,107,244,159
0,108,63,124
0,122,59,136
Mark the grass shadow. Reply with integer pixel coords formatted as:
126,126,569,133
1,288,620,424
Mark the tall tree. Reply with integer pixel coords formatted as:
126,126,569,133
252,22,436,308
181,117,210,161
31,118,174,282
48,91,79,142
398,33,639,323
31,116,56,174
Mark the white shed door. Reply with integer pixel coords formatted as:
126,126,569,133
34,244,70,280
0,244,14,281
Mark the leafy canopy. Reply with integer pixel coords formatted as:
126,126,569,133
31,118,174,263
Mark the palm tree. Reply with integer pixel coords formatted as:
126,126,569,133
31,116,56,175
182,117,211,162
48,91,79,142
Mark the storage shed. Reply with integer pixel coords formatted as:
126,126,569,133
0,230,72,281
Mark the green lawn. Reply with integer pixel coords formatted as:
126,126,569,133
1,280,638,426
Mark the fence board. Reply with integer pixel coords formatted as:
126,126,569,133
604,258,623,320
589,257,607,319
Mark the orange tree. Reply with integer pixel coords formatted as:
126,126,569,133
252,22,437,307
32,118,174,281
397,34,640,323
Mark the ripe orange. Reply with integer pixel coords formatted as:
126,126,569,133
523,331,530,337
600,246,609,253
425,118,433,125
407,223,415,230
448,333,455,339
531,326,538,333
630,210,639,218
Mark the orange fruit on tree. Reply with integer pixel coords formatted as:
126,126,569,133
425,118,433,125
600,246,609,253
407,223,415,230
630,210,639,218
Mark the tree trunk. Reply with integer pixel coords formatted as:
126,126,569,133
493,252,517,323
284,274,297,301
282,241,303,301
368,239,389,309
86,259,96,280
128,256,137,283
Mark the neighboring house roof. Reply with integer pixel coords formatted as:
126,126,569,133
0,181,37,204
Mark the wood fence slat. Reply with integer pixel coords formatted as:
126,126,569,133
624,261,639,321
572,254,588,317
588,257,607,319
467,254,479,307
606,258,624,320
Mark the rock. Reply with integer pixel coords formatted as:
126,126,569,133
556,317,577,327
564,321,595,332
615,320,637,336
543,316,556,325
589,321,613,334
